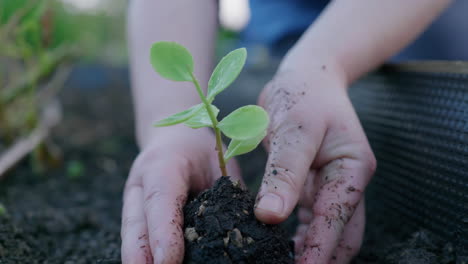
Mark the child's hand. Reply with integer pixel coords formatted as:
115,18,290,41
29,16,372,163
255,68,376,264
121,127,240,264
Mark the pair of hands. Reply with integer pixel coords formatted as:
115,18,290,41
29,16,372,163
121,67,376,264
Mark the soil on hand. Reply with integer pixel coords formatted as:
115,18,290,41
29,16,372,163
183,176,294,264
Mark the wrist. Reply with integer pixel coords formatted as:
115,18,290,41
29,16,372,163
278,45,349,89
275,47,349,96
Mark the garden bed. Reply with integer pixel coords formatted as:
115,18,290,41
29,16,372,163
0,65,462,263
0,76,134,263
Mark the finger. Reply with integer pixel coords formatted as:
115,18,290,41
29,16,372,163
293,223,309,256
298,170,320,209
122,176,153,264
225,157,242,180
141,155,190,264
294,171,320,257
188,143,243,194
330,199,365,264
211,151,243,183
255,109,326,224
298,207,314,224
300,157,373,264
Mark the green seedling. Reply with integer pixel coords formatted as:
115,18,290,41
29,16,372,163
150,42,269,176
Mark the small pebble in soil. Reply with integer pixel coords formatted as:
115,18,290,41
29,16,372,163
183,176,294,264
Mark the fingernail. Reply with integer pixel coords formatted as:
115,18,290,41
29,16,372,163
256,193,283,215
155,247,165,264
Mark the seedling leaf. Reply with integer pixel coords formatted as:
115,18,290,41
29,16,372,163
218,105,269,140
207,48,247,100
149,42,268,177
184,105,219,128
224,130,266,161
150,41,194,82
154,104,204,127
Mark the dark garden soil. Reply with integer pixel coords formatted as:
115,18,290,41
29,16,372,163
0,71,136,263
0,65,463,263
183,176,293,264
354,208,462,264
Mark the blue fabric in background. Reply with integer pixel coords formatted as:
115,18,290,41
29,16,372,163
244,0,468,60
243,0,327,47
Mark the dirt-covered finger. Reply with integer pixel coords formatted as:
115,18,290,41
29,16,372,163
300,158,371,264
254,112,326,224
298,170,321,210
121,177,152,264
293,223,309,256
329,199,365,264
140,156,190,264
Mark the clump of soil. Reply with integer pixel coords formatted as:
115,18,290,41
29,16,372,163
183,176,294,264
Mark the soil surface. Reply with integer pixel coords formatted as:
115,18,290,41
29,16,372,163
183,176,294,264
384,230,459,264
0,65,464,263
0,68,135,263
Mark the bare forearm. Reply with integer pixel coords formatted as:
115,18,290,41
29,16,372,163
281,0,452,84
128,0,217,147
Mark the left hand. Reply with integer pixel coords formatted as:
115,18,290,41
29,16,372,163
121,127,241,264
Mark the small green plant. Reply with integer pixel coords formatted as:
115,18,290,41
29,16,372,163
150,42,269,176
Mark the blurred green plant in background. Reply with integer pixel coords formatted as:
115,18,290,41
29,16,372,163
0,0,72,142
0,0,127,174
59,0,128,64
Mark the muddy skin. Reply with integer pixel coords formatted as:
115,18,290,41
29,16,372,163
183,176,294,264
137,234,152,264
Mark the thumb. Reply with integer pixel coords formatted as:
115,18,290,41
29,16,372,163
255,112,326,224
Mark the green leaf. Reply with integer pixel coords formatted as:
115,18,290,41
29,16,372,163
154,104,203,127
184,105,219,129
150,41,194,82
224,130,266,161
218,105,269,140
207,48,247,100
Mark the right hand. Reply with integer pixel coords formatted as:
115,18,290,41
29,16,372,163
120,126,241,264
254,67,376,263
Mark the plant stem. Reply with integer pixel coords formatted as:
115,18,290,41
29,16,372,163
190,73,227,176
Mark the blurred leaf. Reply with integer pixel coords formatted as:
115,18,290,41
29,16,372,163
184,104,219,128
207,48,246,101
218,105,269,140
154,104,203,127
66,160,85,180
0,0,30,24
150,41,194,82
0,203,7,217
224,130,266,162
